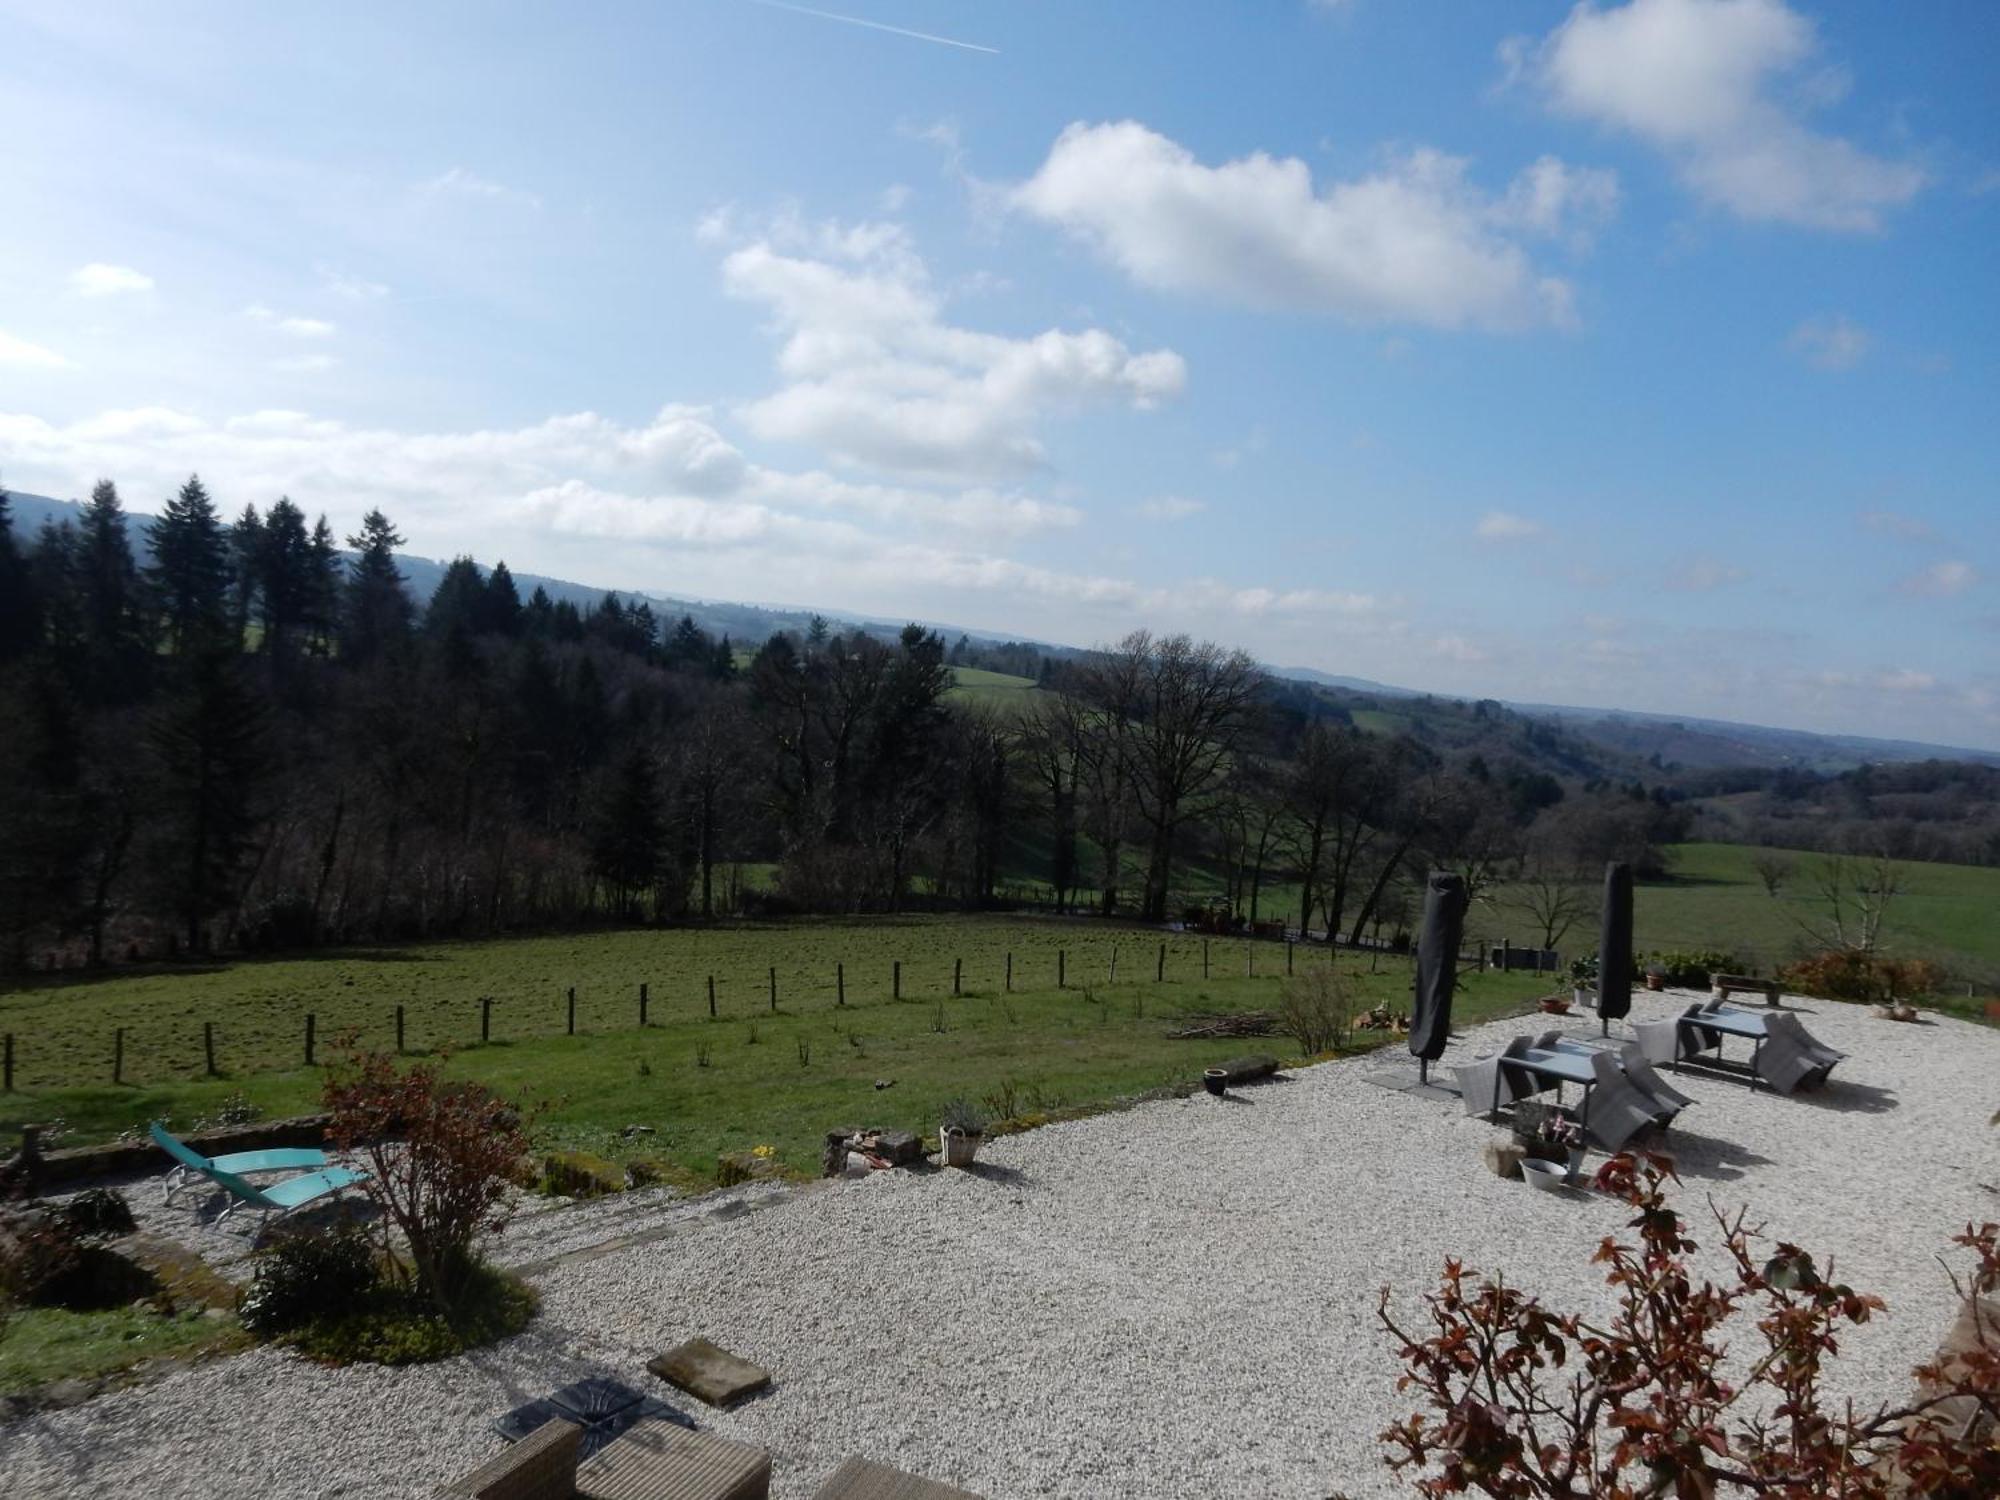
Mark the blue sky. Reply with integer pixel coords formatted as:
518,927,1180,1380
1,0,1995,746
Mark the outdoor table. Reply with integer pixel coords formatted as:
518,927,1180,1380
1677,1007,1768,1089
1501,1047,1598,1127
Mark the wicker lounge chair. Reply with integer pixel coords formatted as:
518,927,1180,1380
1582,1049,1668,1153
149,1120,332,1206
1752,1014,1843,1094
441,1418,770,1500
809,1457,985,1500
1548,1038,1694,1120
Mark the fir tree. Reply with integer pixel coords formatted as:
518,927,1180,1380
77,479,147,695
480,560,522,637
341,509,414,663
146,474,231,654
226,503,264,648
147,652,268,953
0,487,42,663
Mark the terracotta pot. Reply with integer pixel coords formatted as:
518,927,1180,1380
1541,998,1572,1015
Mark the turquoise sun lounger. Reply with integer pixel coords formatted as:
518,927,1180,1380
204,1161,370,1240
149,1120,337,1207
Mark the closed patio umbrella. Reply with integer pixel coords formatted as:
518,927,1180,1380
1598,861,1634,1036
1409,870,1469,1082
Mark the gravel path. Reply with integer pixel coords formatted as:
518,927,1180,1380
3,990,1995,1500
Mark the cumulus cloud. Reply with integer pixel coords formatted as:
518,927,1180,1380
0,329,74,370
68,263,154,297
716,213,1184,481
1521,0,1924,231
246,305,337,338
1787,313,1869,371
1897,560,1978,599
1010,121,1605,330
1475,509,1546,541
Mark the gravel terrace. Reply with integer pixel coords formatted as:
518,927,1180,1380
3,989,1995,1500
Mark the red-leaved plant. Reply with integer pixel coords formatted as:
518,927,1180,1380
1379,1153,1999,1498
322,1048,535,1309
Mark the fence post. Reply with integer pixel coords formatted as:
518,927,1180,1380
953,957,961,997
395,1004,405,1053
1157,942,1165,982
1005,952,1012,993
304,1013,316,1066
481,996,492,1044
114,1026,124,1084
640,982,649,1026
203,1021,217,1076
1203,940,1210,980
707,975,717,1018
837,963,844,1007
1248,946,1254,978
1058,950,1066,989
893,961,902,1001
1110,946,1118,985
1287,941,1294,977
567,986,576,1035
769,966,778,1013
2,1032,12,1092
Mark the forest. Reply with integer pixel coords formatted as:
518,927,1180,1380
0,477,1694,973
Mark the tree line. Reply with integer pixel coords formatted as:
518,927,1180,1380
0,477,1686,974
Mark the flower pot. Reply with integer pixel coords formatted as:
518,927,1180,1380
1645,973,1665,992
1202,1068,1228,1097
1573,987,1596,1009
1541,997,1572,1015
940,1127,982,1168
1566,1146,1590,1185
1521,1158,1569,1193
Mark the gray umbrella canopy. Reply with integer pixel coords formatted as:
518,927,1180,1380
1597,861,1635,1026
1409,871,1470,1067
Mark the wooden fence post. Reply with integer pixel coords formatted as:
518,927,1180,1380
893,961,902,1001
1287,941,1294,976
204,1021,217,1075
2,1032,12,1093
567,986,576,1035
836,963,844,1007
304,1013,316,1066
1058,949,1066,989
953,957,961,997
1110,946,1118,984
1203,940,1210,980
640,982,649,1026
481,996,492,1044
1005,952,1012,993
114,1027,124,1084
1248,946,1254,978
707,975,717,1018
769,966,778,1012
1157,942,1165,982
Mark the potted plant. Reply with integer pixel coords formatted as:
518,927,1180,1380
938,1097,987,1168
1202,1067,1229,1097
1539,994,1572,1015
1644,962,1666,992
1568,954,1599,1010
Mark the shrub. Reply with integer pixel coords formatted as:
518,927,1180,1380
53,1188,136,1241
940,1097,988,1136
1645,948,1743,987
1379,1154,2000,1497
287,1259,536,1366
538,1150,624,1200
1278,967,1354,1056
1779,949,1951,1004
322,1049,536,1309
239,1223,377,1337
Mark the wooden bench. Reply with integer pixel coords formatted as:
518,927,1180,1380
1711,973,1781,1007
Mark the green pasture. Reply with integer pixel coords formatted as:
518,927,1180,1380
0,917,1547,1174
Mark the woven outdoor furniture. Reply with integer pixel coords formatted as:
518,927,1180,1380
575,1420,771,1500
441,1417,770,1500
809,1456,985,1500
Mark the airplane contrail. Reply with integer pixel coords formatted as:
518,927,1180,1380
741,0,999,54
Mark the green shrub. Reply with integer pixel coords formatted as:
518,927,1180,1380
1646,949,1743,987
53,1188,136,1241
538,1150,624,1199
239,1224,378,1338
286,1260,537,1366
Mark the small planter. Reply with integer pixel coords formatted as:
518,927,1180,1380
1644,973,1665,992
1521,1158,1569,1193
1202,1068,1229,1097
1541,997,1573,1016
1566,1146,1590,1185
939,1127,983,1168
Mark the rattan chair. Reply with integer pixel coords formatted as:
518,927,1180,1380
441,1419,582,1500
440,1419,770,1500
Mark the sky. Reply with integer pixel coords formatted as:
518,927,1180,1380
1,0,1996,748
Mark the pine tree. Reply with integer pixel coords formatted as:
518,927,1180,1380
523,584,554,638
480,560,522,637
425,555,486,638
256,497,315,657
147,652,268,953
146,475,231,654
0,487,41,662
226,503,263,648
76,480,147,696
589,741,663,915
31,518,85,666
305,516,340,654
341,509,414,663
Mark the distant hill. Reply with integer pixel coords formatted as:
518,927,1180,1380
8,487,1992,776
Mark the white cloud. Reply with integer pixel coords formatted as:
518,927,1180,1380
1787,313,1869,371
1524,0,1924,231
1859,508,1934,542
1431,633,1491,664
0,329,74,370
273,354,338,374
1897,560,1977,599
716,214,1184,481
246,305,337,338
317,265,389,301
1492,155,1622,247
68,263,154,297
419,167,543,210
1132,495,1205,521
1475,509,1546,541
1663,554,1747,591
1011,121,1603,330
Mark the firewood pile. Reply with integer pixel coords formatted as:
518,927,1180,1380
1168,1012,1277,1040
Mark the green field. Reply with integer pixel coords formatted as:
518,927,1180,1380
946,665,1044,712
1480,842,2000,983
0,917,1546,1173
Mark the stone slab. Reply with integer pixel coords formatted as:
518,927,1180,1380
647,1336,773,1407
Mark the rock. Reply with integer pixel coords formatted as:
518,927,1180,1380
821,1131,851,1178
540,1150,626,1199
1482,1141,1527,1180
620,1124,656,1138
716,1151,781,1187
646,1336,773,1407
873,1079,895,1090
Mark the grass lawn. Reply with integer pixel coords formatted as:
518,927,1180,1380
0,1305,243,1393
0,916,1548,1175
947,666,1044,714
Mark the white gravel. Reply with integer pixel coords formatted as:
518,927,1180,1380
3,990,1995,1500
